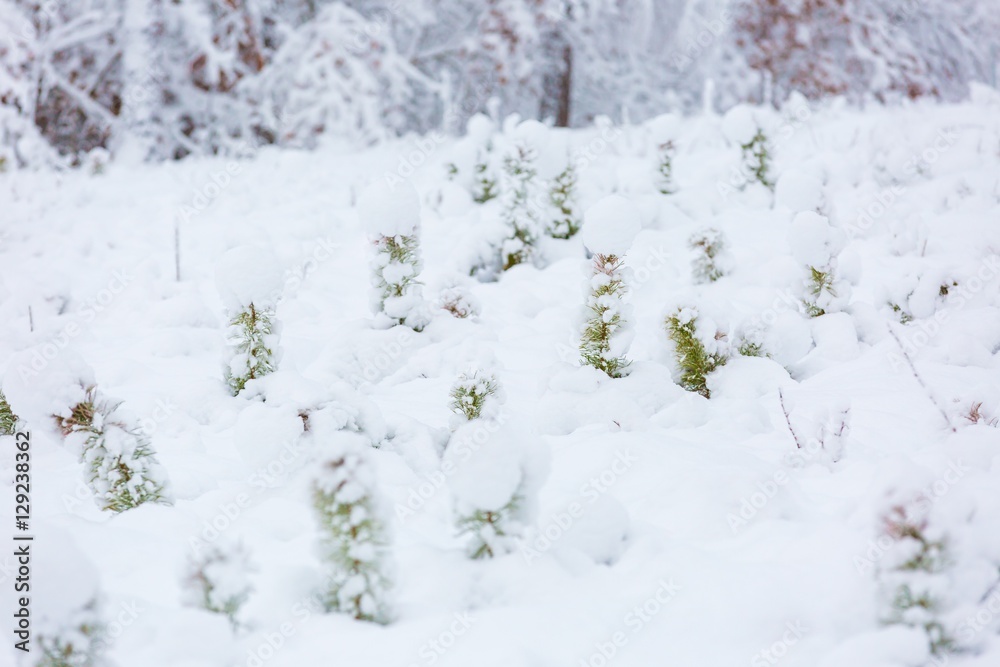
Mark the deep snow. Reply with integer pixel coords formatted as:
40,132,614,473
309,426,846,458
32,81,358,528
2,89,1000,667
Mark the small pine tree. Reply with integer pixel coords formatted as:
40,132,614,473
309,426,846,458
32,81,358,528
437,286,481,319
665,308,728,398
737,326,766,358
690,228,726,283
183,542,254,628
656,139,676,195
457,495,522,560
878,505,954,655
36,598,105,667
56,386,171,513
370,232,430,331
802,265,838,318
472,152,499,204
0,390,20,435
225,302,280,395
499,144,542,270
312,450,391,624
742,129,773,189
547,164,580,239
580,254,632,378
449,370,500,422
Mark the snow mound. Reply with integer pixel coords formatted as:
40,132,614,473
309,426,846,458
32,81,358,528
721,104,759,145
358,179,421,237
581,195,642,256
3,347,95,427
788,211,845,267
775,171,825,212
214,245,284,310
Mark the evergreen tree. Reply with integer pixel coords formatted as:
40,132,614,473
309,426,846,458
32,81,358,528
56,386,171,513
878,505,954,655
802,265,838,318
312,449,391,623
183,542,254,628
665,308,728,398
224,302,280,395
500,142,543,270
742,129,773,189
689,228,726,283
361,180,430,330
580,253,632,378
449,370,501,422
36,597,106,667
656,139,676,195
457,496,523,560
472,150,499,204
547,164,581,239
0,390,20,435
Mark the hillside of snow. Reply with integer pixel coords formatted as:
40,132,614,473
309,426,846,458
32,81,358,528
3,90,1000,667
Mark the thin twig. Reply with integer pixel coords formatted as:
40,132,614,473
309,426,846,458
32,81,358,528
887,325,956,433
778,388,804,449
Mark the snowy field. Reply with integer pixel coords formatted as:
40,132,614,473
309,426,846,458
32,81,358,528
3,89,1000,667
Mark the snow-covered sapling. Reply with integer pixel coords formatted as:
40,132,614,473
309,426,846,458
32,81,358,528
877,504,953,655
56,385,172,513
183,542,254,627
445,370,536,559
722,105,773,189
437,285,481,319
449,370,501,423
359,180,431,331
499,120,548,270
689,228,727,283
578,196,642,378
0,391,19,435
215,246,284,395
547,164,581,239
649,113,680,194
788,212,849,317
665,307,728,398
312,442,391,623
447,114,498,203
37,597,106,667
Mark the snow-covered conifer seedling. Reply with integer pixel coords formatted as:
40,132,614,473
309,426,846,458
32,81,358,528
788,211,850,317
183,542,254,627
876,504,953,655
649,113,680,194
215,246,284,395
0,390,19,435
449,369,501,423
579,195,642,378
56,385,172,512
689,227,727,283
665,307,728,398
312,442,391,623
438,285,481,319
359,179,430,330
37,597,106,667
500,120,548,270
547,164,581,238
722,105,773,189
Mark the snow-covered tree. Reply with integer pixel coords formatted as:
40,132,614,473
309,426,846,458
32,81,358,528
312,441,391,623
215,246,285,395
437,285,481,320
0,390,20,435
648,113,680,195
547,163,580,239
444,368,545,559
722,105,772,189
55,385,172,513
788,212,850,317
876,503,953,655
499,120,548,270
665,307,728,398
689,228,727,284
578,196,641,378
359,180,431,331
36,596,106,667
183,541,254,628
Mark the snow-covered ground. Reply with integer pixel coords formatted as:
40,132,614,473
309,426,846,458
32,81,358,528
3,89,1000,667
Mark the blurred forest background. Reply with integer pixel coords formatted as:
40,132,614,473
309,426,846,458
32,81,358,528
0,0,997,167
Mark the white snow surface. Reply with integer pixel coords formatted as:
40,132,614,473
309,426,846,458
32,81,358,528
582,195,643,256
3,99,1000,667
214,245,285,310
359,178,421,237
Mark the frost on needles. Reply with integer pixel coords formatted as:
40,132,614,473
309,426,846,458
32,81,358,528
360,179,431,331
215,245,284,395
312,436,391,623
578,196,641,378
